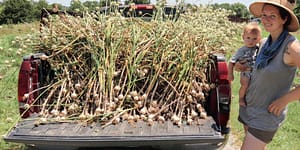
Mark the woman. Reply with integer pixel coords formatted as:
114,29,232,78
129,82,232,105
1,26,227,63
235,0,300,149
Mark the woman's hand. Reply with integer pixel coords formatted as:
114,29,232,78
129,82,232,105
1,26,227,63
268,98,288,116
234,61,252,72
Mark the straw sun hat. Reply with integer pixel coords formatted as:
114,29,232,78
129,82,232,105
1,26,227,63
249,0,299,32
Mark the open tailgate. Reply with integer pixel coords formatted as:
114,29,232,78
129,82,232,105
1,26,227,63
4,116,223,148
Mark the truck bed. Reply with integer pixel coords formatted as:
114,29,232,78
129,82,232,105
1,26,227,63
4,116,223,149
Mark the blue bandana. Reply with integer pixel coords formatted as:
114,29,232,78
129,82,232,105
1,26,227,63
255,30,289,69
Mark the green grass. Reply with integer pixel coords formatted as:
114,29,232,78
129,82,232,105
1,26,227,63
0,23,37,38
0,23,38,150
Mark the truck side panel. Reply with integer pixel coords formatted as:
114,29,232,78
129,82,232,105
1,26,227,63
206,54,231,134
18,57,40,118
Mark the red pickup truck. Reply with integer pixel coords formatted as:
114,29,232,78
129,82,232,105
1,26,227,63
4,4,231,150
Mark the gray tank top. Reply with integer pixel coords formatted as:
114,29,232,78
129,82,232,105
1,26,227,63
239,35,297,131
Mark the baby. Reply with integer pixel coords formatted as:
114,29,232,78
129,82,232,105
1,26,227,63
228,22,262,106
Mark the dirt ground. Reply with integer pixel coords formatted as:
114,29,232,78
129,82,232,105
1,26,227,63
220,133,241,150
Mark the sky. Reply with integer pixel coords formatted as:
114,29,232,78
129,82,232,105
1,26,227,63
46,0,252,7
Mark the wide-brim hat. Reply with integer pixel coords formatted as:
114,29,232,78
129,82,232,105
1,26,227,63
249,0,299,32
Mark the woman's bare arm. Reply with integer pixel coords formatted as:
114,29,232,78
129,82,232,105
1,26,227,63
268,41,300,116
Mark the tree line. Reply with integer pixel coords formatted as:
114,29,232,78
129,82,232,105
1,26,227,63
0,0,152,24
4,0,299,25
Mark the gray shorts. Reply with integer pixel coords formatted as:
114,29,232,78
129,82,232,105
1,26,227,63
238,116,277,143
241,71,251,78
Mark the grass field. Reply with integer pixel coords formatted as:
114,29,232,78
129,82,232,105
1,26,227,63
0,23,39,150
0,22,300,150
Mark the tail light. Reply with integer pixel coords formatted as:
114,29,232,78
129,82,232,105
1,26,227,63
206,54,231,134
18,54,41,118
130,4,154,10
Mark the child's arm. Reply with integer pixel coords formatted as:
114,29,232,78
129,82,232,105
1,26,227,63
227,62,235,81
229,47,245,81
